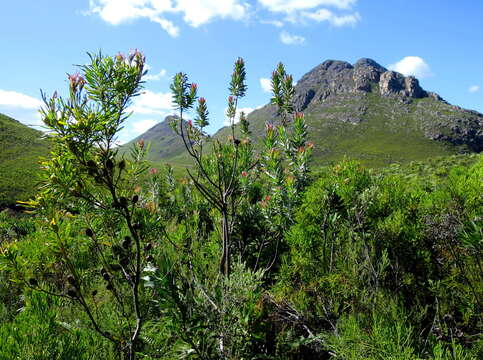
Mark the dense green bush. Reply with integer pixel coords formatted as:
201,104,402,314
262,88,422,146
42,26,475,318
0,50,481,359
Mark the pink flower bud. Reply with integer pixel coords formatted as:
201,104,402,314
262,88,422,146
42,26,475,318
187,120,193,127
228,96,234,104
116,52,126,62
198,97,206,104
265,195,271,202
298,146,305,153
68,73,85,92
138,139,145,149
241,171,248,177
265,123,274,131
307,142,314,150
191,83,197,91
149,168,158,175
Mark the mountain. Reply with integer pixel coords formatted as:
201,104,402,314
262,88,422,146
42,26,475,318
129,58,482,167
0,113,49,208
121,115,188,163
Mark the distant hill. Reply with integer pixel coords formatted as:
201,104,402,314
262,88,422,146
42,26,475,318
120,115,187,163
123,58,482,167
0,113,49,208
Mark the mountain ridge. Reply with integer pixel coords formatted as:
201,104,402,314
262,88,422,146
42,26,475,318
125,58,482,166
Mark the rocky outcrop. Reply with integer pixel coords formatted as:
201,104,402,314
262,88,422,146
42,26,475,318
293,60,355,111
294,58,435,112
379,71,426,98
287,57,482,152
353,58,386,92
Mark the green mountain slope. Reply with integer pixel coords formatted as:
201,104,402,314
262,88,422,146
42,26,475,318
0,113,49,207
120,115,188,163
126,58,482,168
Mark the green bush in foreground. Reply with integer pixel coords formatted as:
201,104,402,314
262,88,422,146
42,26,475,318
0,50,481,359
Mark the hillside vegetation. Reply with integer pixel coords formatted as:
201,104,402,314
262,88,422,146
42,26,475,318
0,53,481,360
0,113,49,208
1,154,481,359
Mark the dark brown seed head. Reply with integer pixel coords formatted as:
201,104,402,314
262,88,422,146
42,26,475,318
132,195,139,204
106,283,113,291
122,236,131,249
67,289,77,298
118,160,126,170
67,275,77,287
29,278,38,286
119,197,128,207
91,290,98,297
106,159,114,170
85,228,94,237
144,243,152,252
234,138,241,146
133,222,142,230
102,273,110,281
120,257,129,267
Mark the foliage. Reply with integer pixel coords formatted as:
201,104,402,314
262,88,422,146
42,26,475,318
0,51,481,360
1,50,166,360
0,113,50,208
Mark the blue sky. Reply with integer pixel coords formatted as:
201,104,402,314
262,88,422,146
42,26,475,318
1,0,482,143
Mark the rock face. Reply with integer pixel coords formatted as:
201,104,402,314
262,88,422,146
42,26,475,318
287,58,482,152
379,71,426,98
353,58,386,92
294,58,432,111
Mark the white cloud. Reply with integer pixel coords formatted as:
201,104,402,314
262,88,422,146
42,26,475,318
260,19,284,27
176,0,248,27
144,69,167,81
0,89,43,109
87,0,250,36
258,0,357,12
132,119,158,134
388,56,434,79
87,1,362,36
88,0,180,36
260,78,272,93
468,85,480,93
280,31,305,45
301,8,360,26
128,89,172,115
224,106,256,126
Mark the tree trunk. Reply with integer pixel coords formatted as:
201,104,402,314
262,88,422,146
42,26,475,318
220,209,230,276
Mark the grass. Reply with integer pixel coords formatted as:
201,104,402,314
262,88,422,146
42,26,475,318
0,113,50,208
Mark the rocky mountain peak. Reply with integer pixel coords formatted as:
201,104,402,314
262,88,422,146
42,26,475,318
294,57,438,112
354,58,387,71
